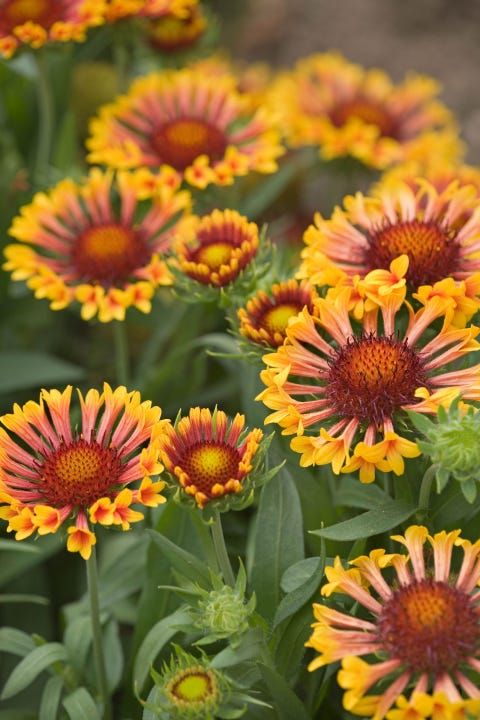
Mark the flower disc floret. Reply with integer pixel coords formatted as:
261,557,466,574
104,0,197,22
157,407,264,510
0,0,106,58
238,279,318,348
0,384,167,559
87,69,284,189
306,526,480,719
269,52,459,169
3,168,190,322
258,289,480,482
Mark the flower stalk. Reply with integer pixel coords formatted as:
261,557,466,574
86,546,112,720
211,510,235,588
33,49,54,184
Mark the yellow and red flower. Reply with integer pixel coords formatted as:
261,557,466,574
145,2,206,53
307,526,480,719
375,160,480,198
238,279,318,348
3,168,190,322
269,52,460,169
257,289,480,481
0,384,167,559
173,209,260,288
384,692,480,720
87,68,284,189
157,407,264,510
299,179,480,326
0,0,106,58
103,0,196,23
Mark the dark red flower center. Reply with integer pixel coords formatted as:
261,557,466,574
151,118,227,171
180,441,240,497
326,334,428,426
38,439,122,507
0,0,64,31
329,97,398,138
72,223,150,285
378,579,480,674
365,219,459,287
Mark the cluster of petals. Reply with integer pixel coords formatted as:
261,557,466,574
307,526,480,719
268,52,460,169
257,289,480,482
145,1,206,54
157,407,263,508
173,208,259,288
3,167,190,322
0,0,106,58
86,68,284,189
0,384,167,559
299,178,480,327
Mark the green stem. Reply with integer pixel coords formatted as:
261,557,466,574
33,50,54,184
113,31,129,93
86,547,112,720
211,510,235,587
417,464,437,520
113,321,129,387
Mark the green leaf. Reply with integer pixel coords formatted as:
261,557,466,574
274,556,323,628
281,557,322,593
0,539,41,553
147,530,210,586
133,607,191,693
210,628,266,669
250,470,304,620
0,627,35,657
63,688,101,720
258,664,310,720
104,619,124,693
462,478,478,504
333,475,388,509
311,499,416,541
1,642,67,699
0,535,63,588
63,615,92,675
39,676,63,720
0,593,49,604
274,604,313,679
0,352,84,393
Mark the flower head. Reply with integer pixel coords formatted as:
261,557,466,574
146,646,261,719
0,0,105,58
87,68,284,189
104,0,196,23
375,160,480,198
307,526,480,719
385,692,480,720
269,52,460,169
4,168,189,322
172,209,261,294
257,291,480,481
157,406,268,513
238,279,318,348
410,400,480,503
0,385,167,559
145,2,207,54
299,179,480,324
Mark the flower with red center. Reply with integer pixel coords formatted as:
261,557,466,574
3,168,190,322
269,52,460,169
238,279,318,348
384,691,480,720
306,526,480,719
157,407,264,511
257,289,480,481
0,384,167,559
375,160,480,199
299,179,480,325
104,0,196,23
145,3,206,53
0,0,105,58
86,68,284,189
173,209,260,289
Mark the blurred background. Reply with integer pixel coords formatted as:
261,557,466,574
214,0,480,160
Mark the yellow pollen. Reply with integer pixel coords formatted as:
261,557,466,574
164,119,209,149
80,225,133,261
196,242,233,270
347,342,407,387
189,445,232,478
4,0,49,23
404,587,449,630
174,672,211,702
54,446,102,488
263,303,300,334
